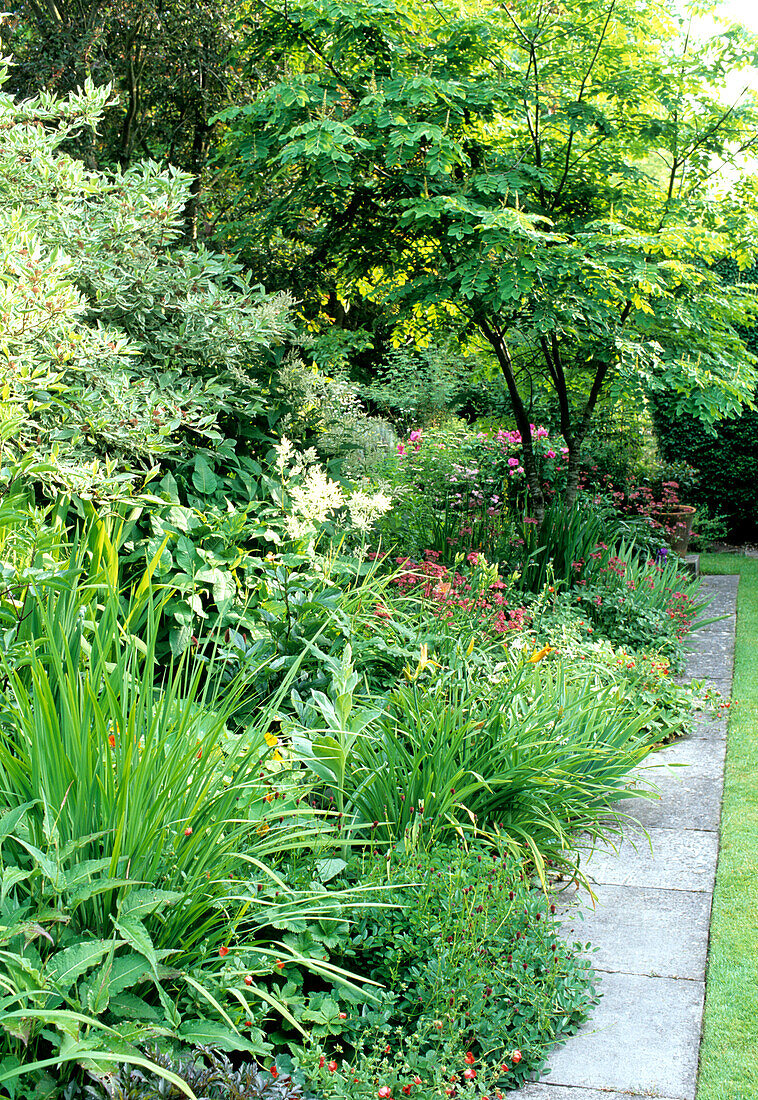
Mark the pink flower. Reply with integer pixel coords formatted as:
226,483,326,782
546,450,556,459
409,430,422,443
397,443,405,455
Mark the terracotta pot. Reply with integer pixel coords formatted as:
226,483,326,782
654,504,696,555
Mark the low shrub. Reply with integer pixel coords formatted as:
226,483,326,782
292,842,597,1095
374,421,567,563
75,1048,304,1100
572,542,704,667
287,645,655,876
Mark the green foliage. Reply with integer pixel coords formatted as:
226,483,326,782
0,65,293,498
0,563,363,1092
573,542,705,667
287,644,656,880
651,387,758,541
218,0,758,513
374,421,565,564
74,1047,304,1100
359,344,476,431
299,842,596,1094
4,0,243,199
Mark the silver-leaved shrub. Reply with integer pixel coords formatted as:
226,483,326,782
0,60,294,498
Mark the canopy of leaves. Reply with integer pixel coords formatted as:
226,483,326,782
217,0,758,504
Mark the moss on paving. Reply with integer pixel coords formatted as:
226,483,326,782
697,556,758,1100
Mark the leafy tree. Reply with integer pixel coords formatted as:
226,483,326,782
218,0,758,516
0,65,293,500
1,0,245,236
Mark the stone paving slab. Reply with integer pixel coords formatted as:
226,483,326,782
539,972,704,1099
639,736,726,776
578,825,719,892
516,1087,683,1100
685,667,734,686
619,775,722,831
687,628,734,646
689,715,728,741
558,885,711,980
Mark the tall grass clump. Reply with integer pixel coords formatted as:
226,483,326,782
0,564,357,1090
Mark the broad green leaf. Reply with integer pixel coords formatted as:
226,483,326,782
177,1020,258,1053
113,916,158,974
118,888,184,921
45,941,113,994
191,455,218,495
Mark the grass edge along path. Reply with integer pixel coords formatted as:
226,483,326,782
697,555,758,1100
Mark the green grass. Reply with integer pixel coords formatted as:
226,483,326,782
697,555,758,1100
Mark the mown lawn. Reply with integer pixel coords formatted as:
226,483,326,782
697,555,758,1100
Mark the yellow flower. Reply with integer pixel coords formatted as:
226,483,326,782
264,731,279,748
403,643,441,681
528,644,554,663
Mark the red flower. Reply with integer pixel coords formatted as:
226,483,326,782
463,1068,476,1080
275,960,286,969
244,975,253,986
108,734,116,748
413,1078,422,1086
184,827,192,836
339,1011,347,1019
270,1067,278,1079
218,946,229,957
319,1056,325,1068
511,1050,523,1064
328,1061,338,1073
402,1087,412,1096
378,1088,392,1099
464,1053,475,1065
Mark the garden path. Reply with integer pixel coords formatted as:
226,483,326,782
512,574,739,1100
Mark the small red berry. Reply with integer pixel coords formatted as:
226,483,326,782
328,1061,338,1073
339,1011,347,1019
275,960,286,969
244,975,253,986
319,1056,325,1068
184,827,192,836
218,945,229,957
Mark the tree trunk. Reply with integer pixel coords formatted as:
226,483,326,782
478,316,546,523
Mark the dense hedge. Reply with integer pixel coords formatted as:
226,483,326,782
651,260,758,542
